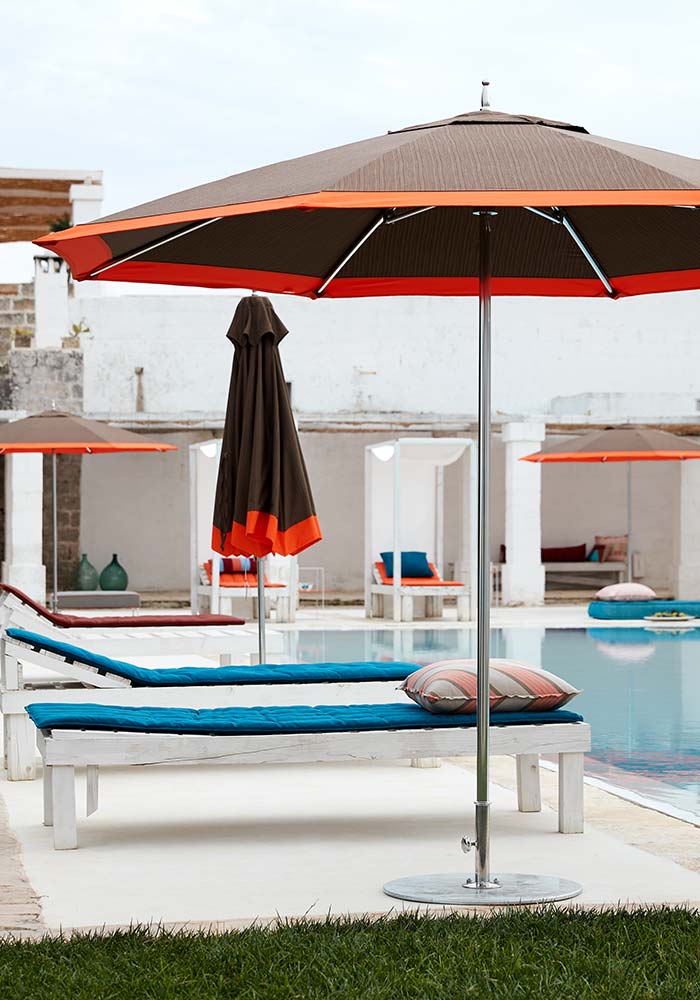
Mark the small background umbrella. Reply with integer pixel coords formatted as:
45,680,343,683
0,411,176,610
211,295,321,661
523,427,700,581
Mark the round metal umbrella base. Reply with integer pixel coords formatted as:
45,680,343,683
383,872,583,906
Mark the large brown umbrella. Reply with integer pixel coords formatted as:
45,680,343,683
523,427,700,581
0,411,175,609
212,295,321,659
36,88,700,904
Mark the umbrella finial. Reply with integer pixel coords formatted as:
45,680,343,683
480,80,490,110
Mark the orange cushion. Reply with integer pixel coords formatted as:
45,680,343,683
203,561,285,588
374,562,464,587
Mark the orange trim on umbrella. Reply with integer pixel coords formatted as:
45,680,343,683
28,256,700,300
212,512,322,559
33,187,700,248
0,442,176,454
522,450,700,462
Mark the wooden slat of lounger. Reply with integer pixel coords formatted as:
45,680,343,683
41,722,591,768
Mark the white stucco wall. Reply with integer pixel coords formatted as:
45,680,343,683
76,289,700,420
79,431,210,592
73,287,700,594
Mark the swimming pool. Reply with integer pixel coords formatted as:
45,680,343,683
284,626,700,819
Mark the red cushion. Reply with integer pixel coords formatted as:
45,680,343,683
500,544,587,564
0,582,244,627
541,544,587,563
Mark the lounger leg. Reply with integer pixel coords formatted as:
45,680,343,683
5,714,36,781
401,595,413,623
457,595,469,621
52,765,78,850
86,765,99,817
371,593,382,618
43,765,54,826
558,752,584,834
516,753,541,812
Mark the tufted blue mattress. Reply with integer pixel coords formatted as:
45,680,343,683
7,628,417,686
26,702,584,736
588,600,700,620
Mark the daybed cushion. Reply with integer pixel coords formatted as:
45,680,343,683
595,582,656,601
374,562,464,587
594,534,627,562
0,582,244,627
401,659,581,714
499,544,587,564
6,628,417,687
25,701,584,736
589,600,700,620
203,560,284,588
381,551,433,578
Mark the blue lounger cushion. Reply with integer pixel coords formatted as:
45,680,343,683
588,600,700,620
25,702,584,736
6,628,417,686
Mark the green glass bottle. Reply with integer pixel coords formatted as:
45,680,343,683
74,553,99,591
99,554,128,591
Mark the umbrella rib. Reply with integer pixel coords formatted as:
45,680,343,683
316,206,436,296
316,213,388,296
524,206,615,297
90,216,223,277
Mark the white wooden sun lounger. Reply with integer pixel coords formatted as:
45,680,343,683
370,563,470,623
0,632,413,780
0,589,279,663
34,716,590,849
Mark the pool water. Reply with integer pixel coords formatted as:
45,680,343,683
284,627,700,819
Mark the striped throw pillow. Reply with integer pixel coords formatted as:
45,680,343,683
401,659,581,715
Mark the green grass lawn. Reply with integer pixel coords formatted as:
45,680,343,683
1,907,699,999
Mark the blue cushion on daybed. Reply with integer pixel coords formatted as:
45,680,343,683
6,628,417,686
381,551,433,578
25,702,584,736
588,600,700,620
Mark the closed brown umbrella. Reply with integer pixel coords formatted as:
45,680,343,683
36,85,700,904
0,411,176,609
523,427,700,580
212,295,321,659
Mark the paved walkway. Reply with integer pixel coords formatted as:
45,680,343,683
0,794,43,937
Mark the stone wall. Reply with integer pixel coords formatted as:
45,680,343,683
0,282,35,570
42,454,82,589
9,348,85,589
0,282,35,409
0,281,85,589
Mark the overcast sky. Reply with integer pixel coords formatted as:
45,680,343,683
2,0,699,281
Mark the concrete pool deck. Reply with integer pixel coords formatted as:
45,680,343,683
1,603,699,934
1,751,700,934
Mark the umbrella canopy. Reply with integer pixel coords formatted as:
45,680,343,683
0,411,176,454
0,411,175,610
34,109,700,298
212,296,321,558
35,95,700,903
522,426,700,462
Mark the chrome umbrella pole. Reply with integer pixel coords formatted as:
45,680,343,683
257,554,267,663
470,210,497,887
384,208,583,906
51,452,59,613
